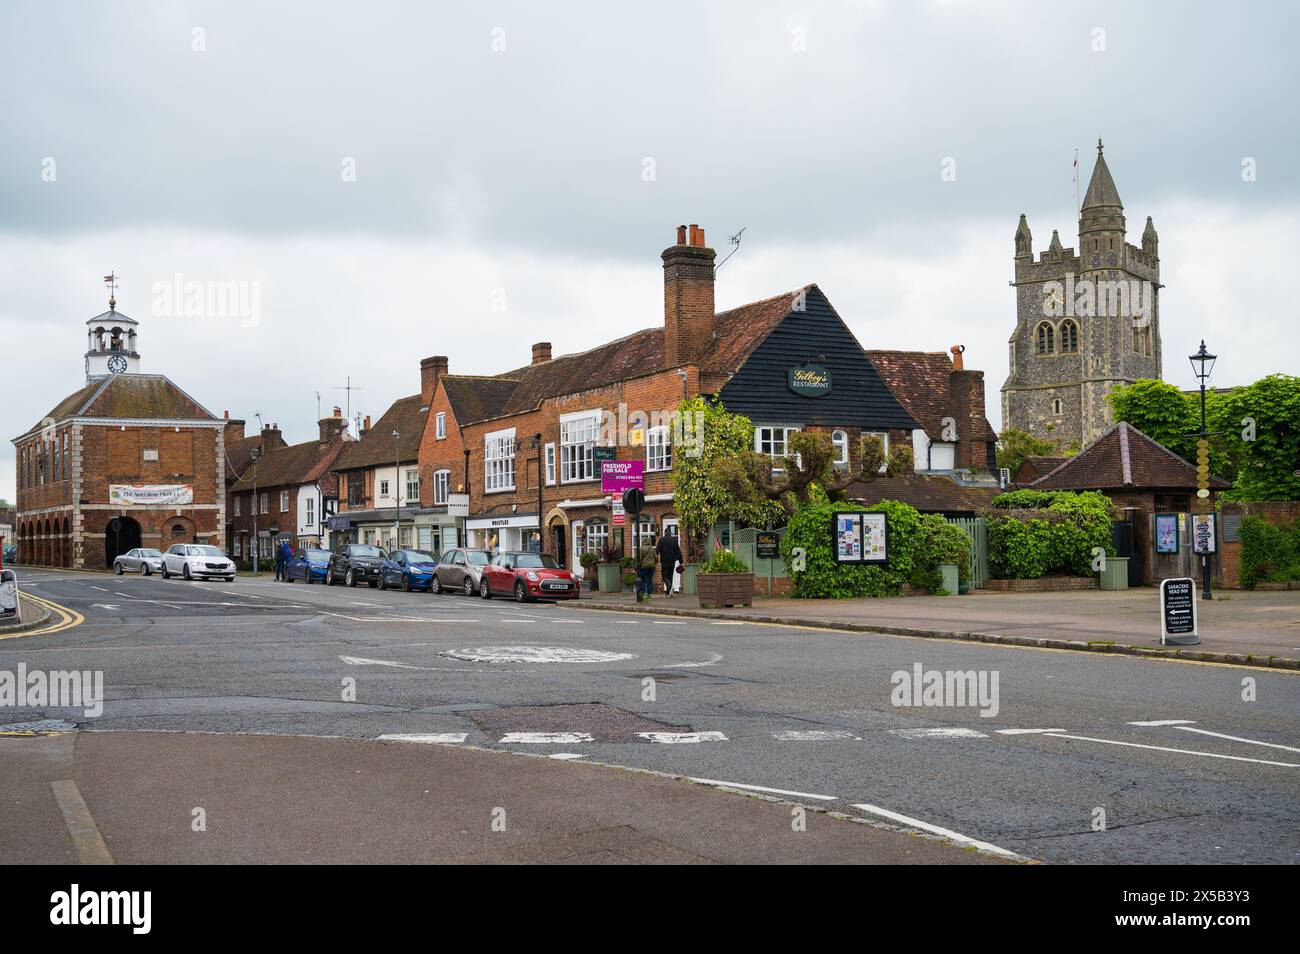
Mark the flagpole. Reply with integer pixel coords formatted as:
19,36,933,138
1073,147,1080,219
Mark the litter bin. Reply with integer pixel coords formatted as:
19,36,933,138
1099,556,1130,590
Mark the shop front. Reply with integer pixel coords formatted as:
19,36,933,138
464,512,540,555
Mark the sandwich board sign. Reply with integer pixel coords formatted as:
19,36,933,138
1160,577,1199,646
0,569,19,622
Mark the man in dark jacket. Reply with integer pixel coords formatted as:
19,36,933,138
656,532,682,597
275,539,290,582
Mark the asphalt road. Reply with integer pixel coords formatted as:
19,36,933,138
4,566,1298,864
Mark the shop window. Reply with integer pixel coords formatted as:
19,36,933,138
831,430,849,468
646,426,672,472
484,428,517,492
584,519,609,556
1036,321,1055,355
631,515,657,552
560,411,600,483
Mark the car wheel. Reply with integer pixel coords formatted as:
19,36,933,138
161,563,171,579
378,574,387,591
431,575,442,594
402,576,412,593
463,577,474,597
182,564,192,581
114,562,124,575
225,576,235,583
325,568,335,586
345,568,356,587
480,578,491,599
304,571,313,585
514,581,528,603
140,564,149,576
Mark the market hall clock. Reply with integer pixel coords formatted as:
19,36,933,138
107,355,128,373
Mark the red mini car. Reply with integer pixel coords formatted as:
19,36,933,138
480,551,580,601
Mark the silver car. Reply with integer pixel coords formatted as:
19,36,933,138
430,548,492,596
161,544,236,582
114,547,165,576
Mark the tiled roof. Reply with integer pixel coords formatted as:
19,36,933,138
19,374,216,438
334,394,425,470
442,375,524,425
1013,455,1070,484
703,287,812,377
865,350,997,443
230,438,347,493
845,475,1003,514
1032,422,1231,491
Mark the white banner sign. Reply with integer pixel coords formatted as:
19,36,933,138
109,484,194,506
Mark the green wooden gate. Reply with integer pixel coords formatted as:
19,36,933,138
946,516,989,589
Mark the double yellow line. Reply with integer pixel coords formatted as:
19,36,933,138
0,591,83,640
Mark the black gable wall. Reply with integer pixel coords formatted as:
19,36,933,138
716,286,919,429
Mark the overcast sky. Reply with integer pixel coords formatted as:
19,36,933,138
2,0,1297,503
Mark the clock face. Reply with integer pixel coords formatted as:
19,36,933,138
107,355,128,374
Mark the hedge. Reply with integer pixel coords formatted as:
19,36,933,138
781,490,970,598
1238,515,1300,588
986,489,1113,579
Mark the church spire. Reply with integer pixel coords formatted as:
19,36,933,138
1014,213,1032,258
1081,138,1123,210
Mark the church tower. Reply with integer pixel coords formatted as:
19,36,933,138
84,273,142,384
1001,141,1162,450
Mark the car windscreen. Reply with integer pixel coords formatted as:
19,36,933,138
510,554,558,569
140,549,163,557
350,546,385,557
400,551,436,563
192,546,225,557
466,551,490,565
303,549,331,561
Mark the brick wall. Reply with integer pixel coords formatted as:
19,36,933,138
1217,500,1300,588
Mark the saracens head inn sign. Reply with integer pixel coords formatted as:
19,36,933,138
788,362,831,397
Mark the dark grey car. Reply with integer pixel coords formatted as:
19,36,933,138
430,548,492,595
326,544,388,588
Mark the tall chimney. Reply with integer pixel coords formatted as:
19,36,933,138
319,410,348,445
662,222,716,368
420,355,448,406
531,342,552,365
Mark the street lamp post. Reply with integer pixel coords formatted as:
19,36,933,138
1189,340,1217,601
392,430,401,553
250,445,261,576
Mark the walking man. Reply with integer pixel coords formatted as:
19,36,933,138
274,538,287,582
636,537,658,603
656,530,682,597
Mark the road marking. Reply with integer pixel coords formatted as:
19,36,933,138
1128,719,1196,726
500,732,594,744
995,728,1067,735
711,621,746,626
91,604,121,611
773,730,861,741
850,803,1022,859
1045,733,1300,768
688,778,838,801
660,653,725,669
1172,725,1300,754
1,592,84,640
87,585,109,592
548,753,587,760
638,731,727,744
890,727,988,740
50,779,114,865
652,621,687,625
377,733,468,744
440,646,637,664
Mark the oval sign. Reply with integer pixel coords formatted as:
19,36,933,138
788,362,831,397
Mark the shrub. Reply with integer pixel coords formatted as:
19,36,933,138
579,552,599,569
1238,515,1300,588
987,489,1113,579
700,548,751,574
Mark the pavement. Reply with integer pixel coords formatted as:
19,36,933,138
579,586,1300,667
2,565,1297,865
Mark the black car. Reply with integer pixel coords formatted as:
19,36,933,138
325,544,388,587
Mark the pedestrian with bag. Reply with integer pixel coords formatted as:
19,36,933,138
636,537,658,602
656,531,682,597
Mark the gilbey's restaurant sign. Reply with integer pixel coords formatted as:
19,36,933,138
788,363,831,397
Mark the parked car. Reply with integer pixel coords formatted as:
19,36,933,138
161,544,236,581
430,548,492,596
2,544,18,565
480,551,580,602
114,547,165,576
379,549,440,592
284,547,331,584
325,544,387,587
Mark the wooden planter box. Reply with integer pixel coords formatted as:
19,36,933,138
697,572,754,608
596,564,623,592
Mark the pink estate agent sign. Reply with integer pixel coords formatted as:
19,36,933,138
601,460,644,495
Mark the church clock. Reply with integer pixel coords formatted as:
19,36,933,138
107,355,128,374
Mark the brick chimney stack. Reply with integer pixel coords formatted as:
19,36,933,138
223,412,246,445
662,223,716,368
319,406,348,445
948,346,985,470
531,342,552,365
260,422,283,448
420,355,448,406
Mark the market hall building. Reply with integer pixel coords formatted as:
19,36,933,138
418,223,970,573
10,295,227,568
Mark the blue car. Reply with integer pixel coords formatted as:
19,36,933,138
379,549,440,592
285,547,331,584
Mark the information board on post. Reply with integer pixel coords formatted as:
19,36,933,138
1191,513,1217,554
1160,577,1199,645
833,511,888,565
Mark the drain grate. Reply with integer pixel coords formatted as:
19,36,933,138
469,703,687,741
0,718,77,736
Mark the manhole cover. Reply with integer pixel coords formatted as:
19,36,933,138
441,646,636,664
469,703,687,740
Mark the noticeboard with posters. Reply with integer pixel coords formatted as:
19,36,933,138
833,512,888,565
1191,513,1217,554
1154,513,1180,554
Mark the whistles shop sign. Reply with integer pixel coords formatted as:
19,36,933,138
788,363,831,397
601,460,644,494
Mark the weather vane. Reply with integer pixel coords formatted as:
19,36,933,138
103,272,119,310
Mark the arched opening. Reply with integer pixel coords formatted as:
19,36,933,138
1036,321,1055,355
1059,319,1079,354
105,516,142,569
62,517,71,568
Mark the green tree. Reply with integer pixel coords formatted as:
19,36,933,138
1210,374,1300,500
995,428,1060,476
1106,379,1199,460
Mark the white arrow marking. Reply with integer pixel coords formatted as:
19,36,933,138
638,731,727,743
660,653,724,669
890,727,987,740
500,732,594,744
1128,719,1196,726
1046,733,1299,768
91,604,120,611
995,728,1067,735
377,733,468,744
1172,726,1300,754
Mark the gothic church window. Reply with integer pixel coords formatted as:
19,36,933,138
1051,398,1063,415
1036,321,1055,355
1059,319,1079,354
